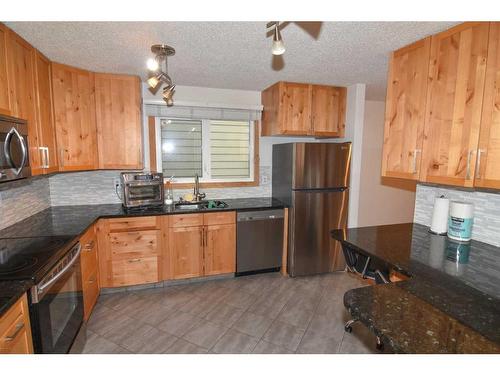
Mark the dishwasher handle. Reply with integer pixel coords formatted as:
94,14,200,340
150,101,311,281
237,209,284,222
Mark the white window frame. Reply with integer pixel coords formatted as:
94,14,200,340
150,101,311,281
155,117,255,184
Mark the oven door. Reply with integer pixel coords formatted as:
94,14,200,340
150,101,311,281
0,119,31,182
30,244,84,354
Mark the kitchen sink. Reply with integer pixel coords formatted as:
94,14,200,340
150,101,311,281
174,201,209,209
174,200,228,210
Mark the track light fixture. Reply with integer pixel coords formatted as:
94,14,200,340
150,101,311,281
267,21,285,55
146,44,176,105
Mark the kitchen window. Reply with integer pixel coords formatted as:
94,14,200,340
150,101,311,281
155,118,256,184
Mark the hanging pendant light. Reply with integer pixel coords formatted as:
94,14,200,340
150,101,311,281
146,44,176,105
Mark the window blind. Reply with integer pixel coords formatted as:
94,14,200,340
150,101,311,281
160,119,203,178
210,120,251,179
145,104,261,121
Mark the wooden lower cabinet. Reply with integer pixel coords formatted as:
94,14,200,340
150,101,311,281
111,257,159,286
97,213,236,288
204,224,236,276
80,225,100,321
169,226,204,279
0,294,33,354
97,217,162,288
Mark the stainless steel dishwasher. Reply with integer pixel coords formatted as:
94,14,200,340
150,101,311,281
236,209,284,275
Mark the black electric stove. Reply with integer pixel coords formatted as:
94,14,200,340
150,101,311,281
0,236,77,282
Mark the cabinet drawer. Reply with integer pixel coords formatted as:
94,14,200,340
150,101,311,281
109,230,160,259
111,256,159,287
83,270,99,321
108,216,159,232
203,211,235,226
0,295,33,354
169,214,203,228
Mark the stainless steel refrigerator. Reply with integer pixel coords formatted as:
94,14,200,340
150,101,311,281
272,142,351,277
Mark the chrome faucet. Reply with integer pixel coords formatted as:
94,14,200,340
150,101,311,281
193,173,206,202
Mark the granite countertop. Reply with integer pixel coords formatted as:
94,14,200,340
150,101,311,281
0,280,33,316
0,198,285,315
331,223,500,353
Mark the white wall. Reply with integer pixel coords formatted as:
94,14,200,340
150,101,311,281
357,100,416,226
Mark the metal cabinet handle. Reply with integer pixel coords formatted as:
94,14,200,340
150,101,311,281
466,150,475,180
412,149,421,174
39,147,49,169
4,127,28,175
200,228,204,247
127,258,141,263
4,322,25,342
84,240,95,251
476,149,486,179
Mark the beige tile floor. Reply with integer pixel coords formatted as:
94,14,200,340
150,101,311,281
78,271,382,354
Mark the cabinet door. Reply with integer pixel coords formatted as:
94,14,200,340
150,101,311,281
204,224,236,276
381,38,431,180
0,24,11,116
6,31,41,172
33,51,58,174
95,73,143,169
280,82,312,135
311,85,346,137
421,22,489,187
169,226,203,279
475,22,500,189
52,63,97,171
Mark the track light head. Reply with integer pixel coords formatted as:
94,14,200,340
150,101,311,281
272,24,285,55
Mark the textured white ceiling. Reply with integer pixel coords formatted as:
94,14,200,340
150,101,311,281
5,21,458,100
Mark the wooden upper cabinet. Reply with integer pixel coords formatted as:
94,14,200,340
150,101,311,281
52,63,98,171
420,22,490,187
95,73,143,169
33,51,58,174
475,22,500,189
279,82,312,135
261,81,346,137
0,24,12,116
311,85,346,137
381,38,431,180
6,31,40,171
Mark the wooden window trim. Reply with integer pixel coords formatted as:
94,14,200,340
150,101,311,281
148,116,260,188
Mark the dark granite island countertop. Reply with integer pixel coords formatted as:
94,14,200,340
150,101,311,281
331,223,500,354
0,198,285,316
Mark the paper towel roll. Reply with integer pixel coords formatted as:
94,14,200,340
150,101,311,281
430,196,449,235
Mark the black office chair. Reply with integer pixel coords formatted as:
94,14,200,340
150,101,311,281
342,244,390,351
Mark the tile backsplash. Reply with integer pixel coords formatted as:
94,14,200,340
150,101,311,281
414,184,500,247
0,178,51,230
49,167,272,206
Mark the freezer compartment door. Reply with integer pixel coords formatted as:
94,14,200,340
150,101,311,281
289,190,348,276
293,142,351,190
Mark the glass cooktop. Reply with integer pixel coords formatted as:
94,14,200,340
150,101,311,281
0,236,76,282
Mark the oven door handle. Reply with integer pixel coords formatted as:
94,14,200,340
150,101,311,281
36,244,82,295
3,127,28,176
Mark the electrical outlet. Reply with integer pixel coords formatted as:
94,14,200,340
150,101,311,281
113,178,121,190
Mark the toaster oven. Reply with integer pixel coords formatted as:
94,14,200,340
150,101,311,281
120,172,164,208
